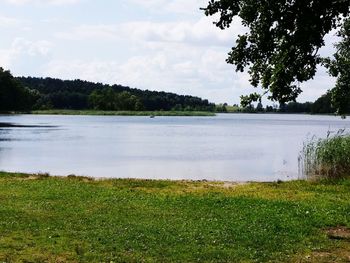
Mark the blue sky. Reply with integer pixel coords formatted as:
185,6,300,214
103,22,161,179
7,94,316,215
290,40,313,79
0,0,337,104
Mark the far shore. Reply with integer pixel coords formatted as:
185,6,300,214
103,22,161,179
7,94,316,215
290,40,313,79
1,109,346,117
26,109,216,117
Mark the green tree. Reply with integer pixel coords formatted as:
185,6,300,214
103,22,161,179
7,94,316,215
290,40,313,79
88,89,144,111
103,88,116,110
323,19,350,115
256,102,264,112
0,67,37,111
17,76,215,112
89,90,104,110
203,0,350,110
311,92,335,114
172,104,183,111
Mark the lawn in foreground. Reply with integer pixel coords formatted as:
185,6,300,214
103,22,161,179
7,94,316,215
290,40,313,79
0,172,349,262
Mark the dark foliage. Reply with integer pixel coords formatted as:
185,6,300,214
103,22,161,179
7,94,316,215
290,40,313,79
280,102,313,113
17,77,216,112
323,18,350,115
0,68,38,111
203,0,350,111
311,92,336,114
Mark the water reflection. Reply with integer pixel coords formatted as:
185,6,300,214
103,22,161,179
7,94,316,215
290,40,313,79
0,122,57,128
0,114,349,181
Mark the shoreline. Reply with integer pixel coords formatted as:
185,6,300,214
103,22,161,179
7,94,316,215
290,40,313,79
0,171,252,184
1,110,346,117
28,109,216,117
0,170,302,184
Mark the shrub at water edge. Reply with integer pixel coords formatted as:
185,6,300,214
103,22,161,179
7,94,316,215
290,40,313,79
300,130,350,179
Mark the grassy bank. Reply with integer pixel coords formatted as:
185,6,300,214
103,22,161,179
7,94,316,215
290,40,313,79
0,172,349,262
30,109,216,117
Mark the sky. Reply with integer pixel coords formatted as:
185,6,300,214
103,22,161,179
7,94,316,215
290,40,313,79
0,0,339,105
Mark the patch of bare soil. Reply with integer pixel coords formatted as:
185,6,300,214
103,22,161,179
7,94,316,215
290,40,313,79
326,227,350,241
16,175,42,181
293,227,350,263
205,182,246,189
297,246,350,263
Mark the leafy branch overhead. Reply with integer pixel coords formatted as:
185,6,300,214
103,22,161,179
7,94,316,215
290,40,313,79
203,0,350,112
323,18,350,115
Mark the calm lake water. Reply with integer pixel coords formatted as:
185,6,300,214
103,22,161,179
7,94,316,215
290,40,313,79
0,114,349,182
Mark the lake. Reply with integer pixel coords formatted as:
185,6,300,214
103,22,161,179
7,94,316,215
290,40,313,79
0,114,349,182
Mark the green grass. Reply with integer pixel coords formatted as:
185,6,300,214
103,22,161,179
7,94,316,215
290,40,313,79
300,132,350,179
0,172,349,262
29,109,216,117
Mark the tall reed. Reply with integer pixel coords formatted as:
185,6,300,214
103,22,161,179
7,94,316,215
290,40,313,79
299,129,350,179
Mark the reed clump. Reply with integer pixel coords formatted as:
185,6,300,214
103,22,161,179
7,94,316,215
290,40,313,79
300,130,350,179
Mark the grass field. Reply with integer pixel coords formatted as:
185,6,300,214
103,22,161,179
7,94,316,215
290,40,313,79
0,172,349,262
30,110,216,117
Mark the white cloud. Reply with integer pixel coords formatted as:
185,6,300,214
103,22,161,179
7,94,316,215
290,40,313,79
56,16,244,48
44,60,120,84
39,13,336,104
42,42,252,104
4,0,80,5
1,0,340,104
0,38,53,75
0,15,21,27
300,67,336,102
55,24,121,41
165,0,205,15
127,0,207,15
124,17,242,46
12,38,52,56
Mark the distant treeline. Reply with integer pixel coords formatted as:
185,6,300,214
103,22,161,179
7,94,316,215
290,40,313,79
0,68,38,111
217,92,350,115
16,76,216,112
281,92,349,114
0,67,347,114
